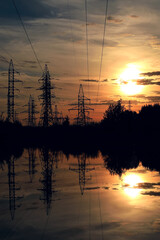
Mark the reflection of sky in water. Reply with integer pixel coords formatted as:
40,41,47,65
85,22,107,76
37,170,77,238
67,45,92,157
122,173,143,198
0,150,160,239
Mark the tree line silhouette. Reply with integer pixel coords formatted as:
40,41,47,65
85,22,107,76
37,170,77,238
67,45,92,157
0,100,160,150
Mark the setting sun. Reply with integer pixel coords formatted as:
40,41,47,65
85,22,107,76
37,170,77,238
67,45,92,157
119,64,144,95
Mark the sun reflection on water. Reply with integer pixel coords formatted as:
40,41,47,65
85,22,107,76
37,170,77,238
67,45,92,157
122,174,143,198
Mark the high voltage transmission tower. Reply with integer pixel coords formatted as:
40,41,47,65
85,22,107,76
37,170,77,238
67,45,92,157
7,59,15,122
28,95,36,126
39,65,54,127
69,153,95,195
52,105,63,125
69,84,93,125
128,100,132,111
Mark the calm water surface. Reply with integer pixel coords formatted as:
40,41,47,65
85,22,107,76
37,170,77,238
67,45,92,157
0,148,160,240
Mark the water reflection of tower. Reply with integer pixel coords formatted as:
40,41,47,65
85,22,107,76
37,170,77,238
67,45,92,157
38,148,56,215
7,156,21,220
69,153,94,195
28,149,36,182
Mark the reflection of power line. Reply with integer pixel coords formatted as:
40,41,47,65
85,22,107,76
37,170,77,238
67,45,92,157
69,153,94,195
7,156,22,220
38,148,57,215
69,84,93,125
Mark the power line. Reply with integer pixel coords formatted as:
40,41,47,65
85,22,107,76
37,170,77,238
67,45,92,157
97,0,109,101
11,0,43,73
84,0,90,95
66,0,80,79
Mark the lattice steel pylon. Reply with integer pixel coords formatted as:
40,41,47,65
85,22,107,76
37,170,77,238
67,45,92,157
28,95,36,126
39,65,54,127
69,153,94,195
128,100,132,111
52,105,63,124
69,84,93,125
7,59,15,122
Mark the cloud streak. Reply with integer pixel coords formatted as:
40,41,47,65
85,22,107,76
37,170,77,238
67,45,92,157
141,71,160,77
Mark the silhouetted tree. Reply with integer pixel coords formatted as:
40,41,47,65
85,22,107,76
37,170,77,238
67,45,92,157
101,99,125,127
139,104,160,127
63,115,70,127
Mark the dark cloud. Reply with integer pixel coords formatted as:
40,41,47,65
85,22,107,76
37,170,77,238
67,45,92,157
80,79,99,82
146,96,160,102
0,87,8,89
136,78,160,85
142,191,160,196
54,86,63,90
0,0,59,23
103,186,110,190
93,221,121,230
141,71,160,77
0,56,9,64
130,169,148,174
112,188,119,190
153,91,160,95
23,86,35,89
107,16,123,24
91,39,119,47
84,187,100,190
122,99,139,105
0,72,7,76
134,182,159,189
14,79,23,83
102,79,108,82
132,94,160,103
117,78,160,86
23,60,37,65
132,94,146,98
89,100,116,106
130,15,139,18
80,79,108,83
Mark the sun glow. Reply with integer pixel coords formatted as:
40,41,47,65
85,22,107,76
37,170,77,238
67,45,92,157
123,174,143,198
119,64,144,95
